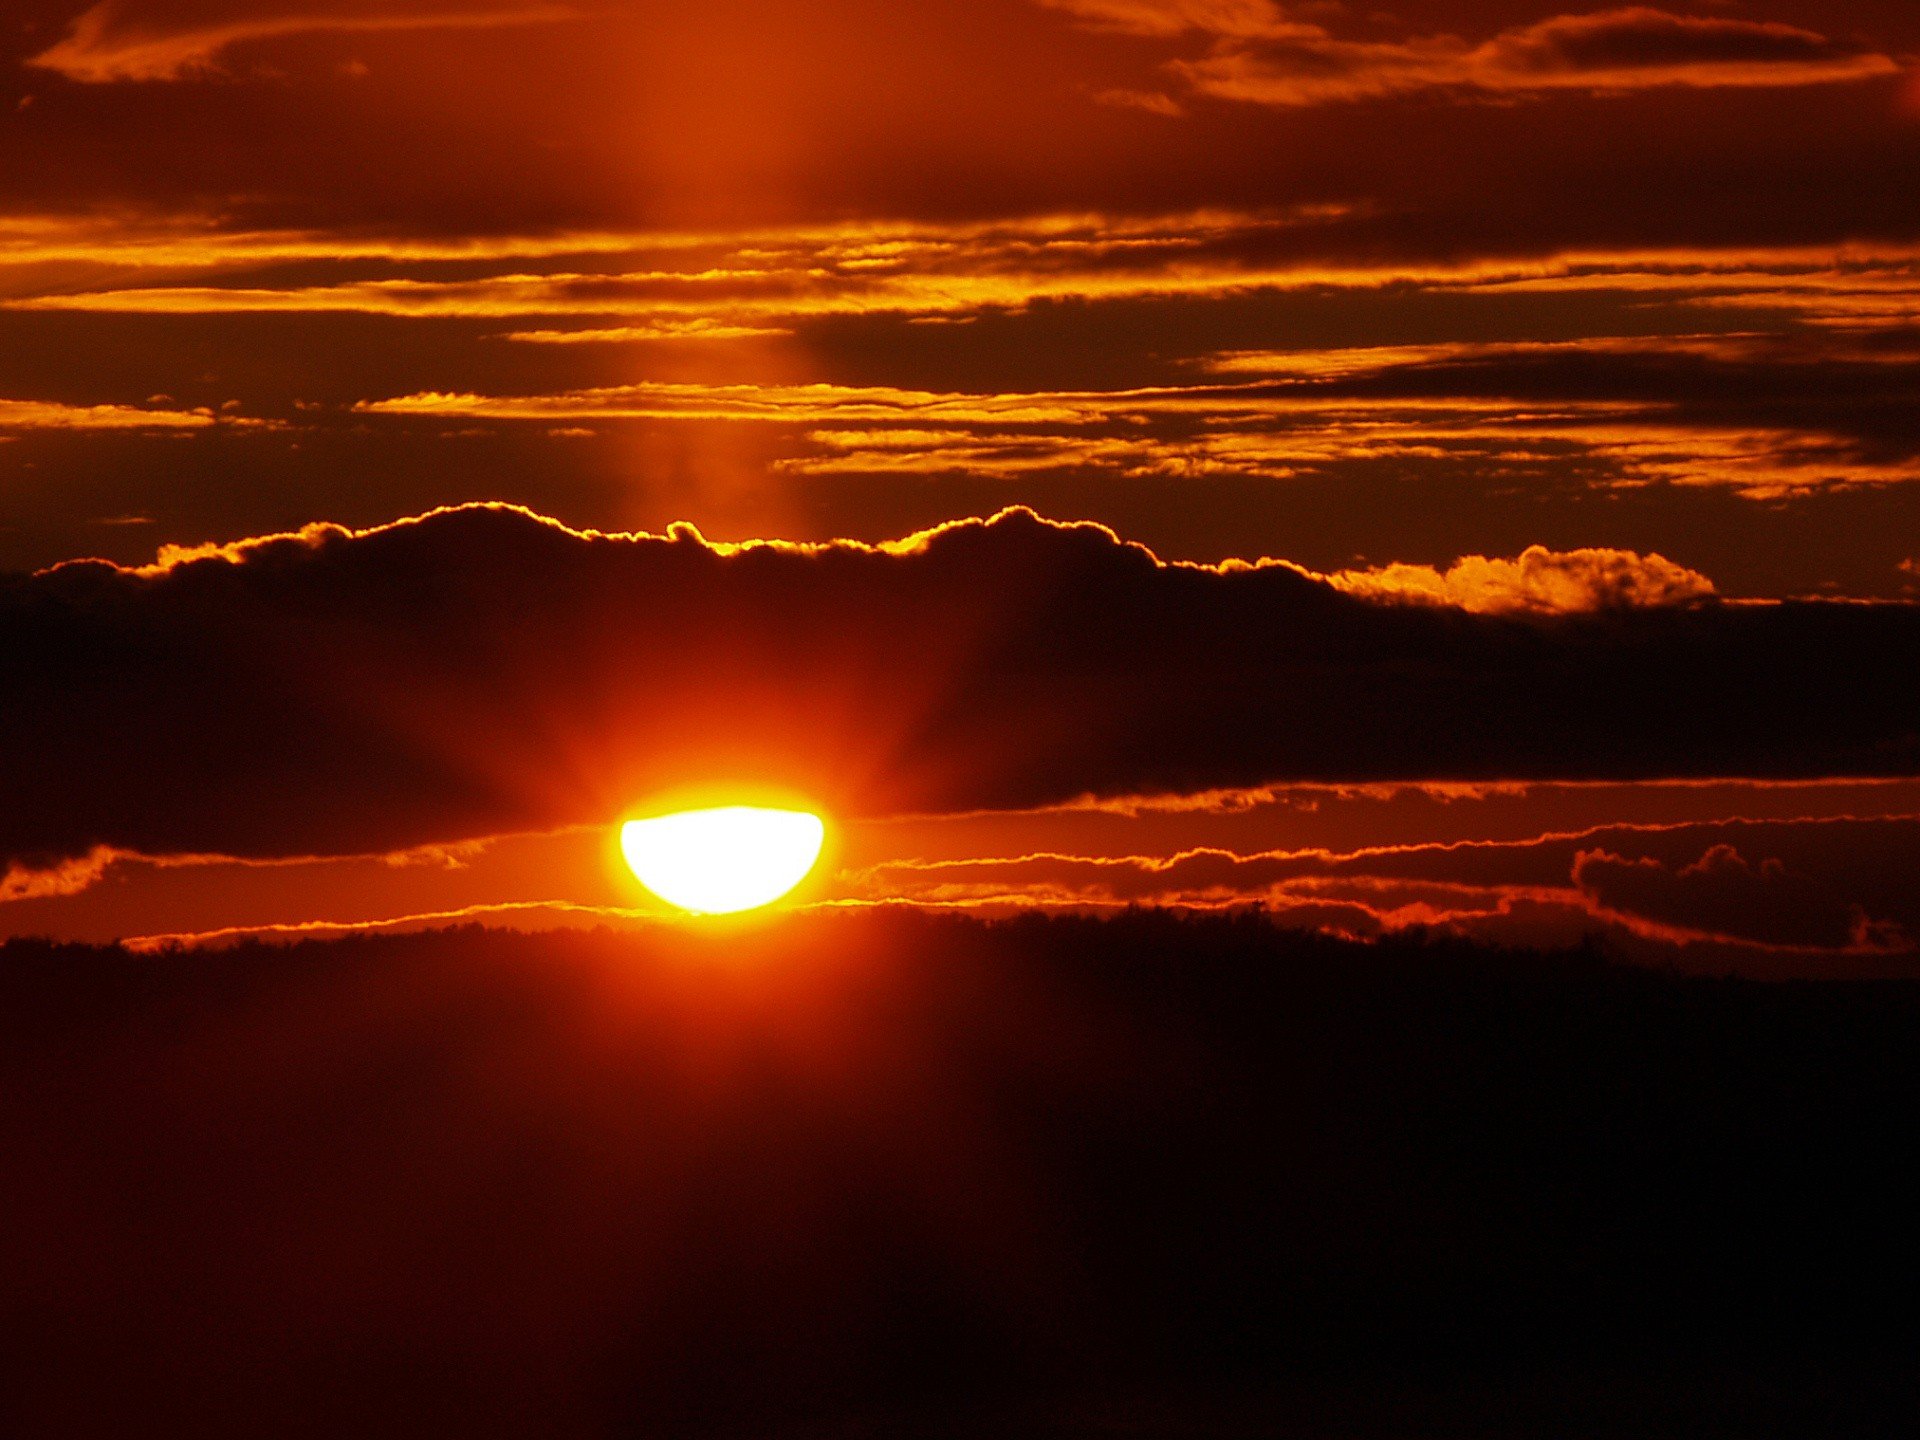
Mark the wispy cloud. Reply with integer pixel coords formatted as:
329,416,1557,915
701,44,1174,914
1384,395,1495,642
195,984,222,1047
0,396,246,431
352,356,1920,500
1044,3,1900,107
849,815,1920,956
29,1,580,84
9,211,1918,337
9,209,1920,533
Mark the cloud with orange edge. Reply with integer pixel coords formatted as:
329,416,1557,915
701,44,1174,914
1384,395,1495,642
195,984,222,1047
849,816,1920,956
1043,3,1901,107
1573,843,1880,951
29,0,580,84
1325,546,1715,615
5,503,1918,875
0,396,270,433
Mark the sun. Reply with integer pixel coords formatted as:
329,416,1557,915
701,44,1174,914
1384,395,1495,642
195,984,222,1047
620,806,827,915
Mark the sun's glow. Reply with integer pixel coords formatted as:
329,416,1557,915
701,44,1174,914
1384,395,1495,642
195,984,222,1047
620,806,827,915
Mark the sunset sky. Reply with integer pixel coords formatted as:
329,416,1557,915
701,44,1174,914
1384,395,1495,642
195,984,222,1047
4,0,1918,965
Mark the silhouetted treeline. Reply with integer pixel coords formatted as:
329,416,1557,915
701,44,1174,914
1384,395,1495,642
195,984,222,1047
4,911,1918,1437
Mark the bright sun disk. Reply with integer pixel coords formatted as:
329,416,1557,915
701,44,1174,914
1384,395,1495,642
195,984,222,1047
620,806,827,915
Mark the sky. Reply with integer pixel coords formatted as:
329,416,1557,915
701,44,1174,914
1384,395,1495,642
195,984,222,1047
3,0,1918,966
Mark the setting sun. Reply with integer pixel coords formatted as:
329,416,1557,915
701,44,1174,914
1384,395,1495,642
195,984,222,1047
620,806,827,915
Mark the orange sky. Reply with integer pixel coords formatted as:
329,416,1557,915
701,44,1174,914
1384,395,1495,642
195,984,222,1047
3,1,1918,963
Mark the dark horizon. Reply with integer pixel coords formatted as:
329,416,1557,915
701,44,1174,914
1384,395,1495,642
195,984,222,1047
8,910,1920,1436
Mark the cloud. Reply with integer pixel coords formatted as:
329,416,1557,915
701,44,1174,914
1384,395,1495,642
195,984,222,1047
0,397,240,432
1478,9,1895,89
849,816,1920,955
1574,843,1871,950
1204,335,1920,497
0,849,118,903
3,504,1916,870
1052,4,1901,107
9,211,1917,342
349,340,1920,499
0,207,1373,325
15,210,1918,504
1325,545,1714,615
118,898,654,953
505,320,791,343
1089,87,1185,117
0,213,658,268
28,0,578,84
1040,0,1285,39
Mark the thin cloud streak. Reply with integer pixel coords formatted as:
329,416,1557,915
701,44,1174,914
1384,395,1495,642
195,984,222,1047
119,898,655,953
851,814,1920,955
29,1,582,83
354,373,1920,498
14,211,1918,502
13,224,1920,326
1042,3,1901,107
0,396,249,431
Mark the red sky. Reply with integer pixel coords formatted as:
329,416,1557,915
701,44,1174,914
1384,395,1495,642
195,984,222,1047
3,1,1917,964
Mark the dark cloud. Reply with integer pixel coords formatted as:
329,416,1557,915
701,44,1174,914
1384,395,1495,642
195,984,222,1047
859,813,1920,903
1575,843,1868,950
1258,336,1920,490
1482,9,1889,81
1166,6,1898,108
27,1,578,84
848,815,1920,959
2,504,1916,868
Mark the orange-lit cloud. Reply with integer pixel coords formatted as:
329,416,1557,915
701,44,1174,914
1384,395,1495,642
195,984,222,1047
357,381,1147,426
1089,87,1184,117
0,833,496,908
848,815,1920,956
506,320,791,343
350,368,1920,499
13,220,1915,329
0,212,681,270
13,208,1913,506
1040,0,1282,39
0,208,1368,324
5,503,1916,876
0,848,119,903
14,774,1919,936
1573,843,1877,952
0,396,241,431
1045,3,1901,107
29,0,580,84
5,0,1918,957
1323,545,1714,615
119,898,653,954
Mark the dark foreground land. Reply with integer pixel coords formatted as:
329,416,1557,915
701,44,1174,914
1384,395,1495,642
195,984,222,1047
4,912,1918,1437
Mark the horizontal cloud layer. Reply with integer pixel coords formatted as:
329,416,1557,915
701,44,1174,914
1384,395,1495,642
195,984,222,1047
29,0,577,83
849,814,1920,958
1323,545,1714,614
0,396,246,432
1047,3,1901,107
3,504,1916,869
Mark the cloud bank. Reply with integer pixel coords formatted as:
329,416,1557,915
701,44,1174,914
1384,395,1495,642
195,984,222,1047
3,504,1916,870
849,815,1919,959
1044,3,1901,107
29,0,577,83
